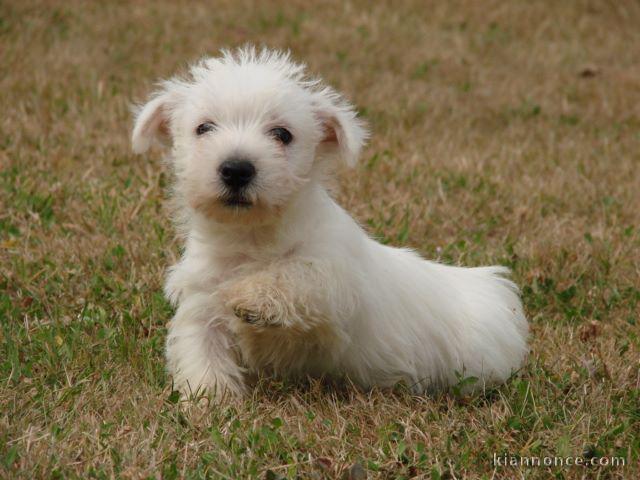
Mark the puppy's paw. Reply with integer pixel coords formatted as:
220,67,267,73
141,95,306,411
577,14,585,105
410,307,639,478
219,272,292,328
232,305,277,326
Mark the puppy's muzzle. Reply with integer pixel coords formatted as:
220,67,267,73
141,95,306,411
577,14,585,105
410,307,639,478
219,159,256,190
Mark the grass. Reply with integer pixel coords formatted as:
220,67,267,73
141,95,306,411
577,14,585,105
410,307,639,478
1,0,639,478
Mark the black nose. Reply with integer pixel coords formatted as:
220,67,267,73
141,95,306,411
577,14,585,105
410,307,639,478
218,159,256,189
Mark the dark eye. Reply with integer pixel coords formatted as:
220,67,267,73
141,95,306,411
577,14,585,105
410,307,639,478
196,122,216,136
269,127,293,145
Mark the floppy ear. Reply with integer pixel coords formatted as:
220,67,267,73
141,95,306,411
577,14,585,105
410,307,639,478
313,88,368,167
131,90,176,154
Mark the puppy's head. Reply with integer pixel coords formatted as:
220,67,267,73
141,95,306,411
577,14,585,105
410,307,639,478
132,47,367,224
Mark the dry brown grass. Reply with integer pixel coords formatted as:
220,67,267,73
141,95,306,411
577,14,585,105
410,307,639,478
1,1,639,478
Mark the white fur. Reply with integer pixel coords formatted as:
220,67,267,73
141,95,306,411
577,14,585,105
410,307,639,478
132,46,528,397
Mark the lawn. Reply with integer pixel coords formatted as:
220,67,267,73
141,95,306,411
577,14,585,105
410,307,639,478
1,1,639,478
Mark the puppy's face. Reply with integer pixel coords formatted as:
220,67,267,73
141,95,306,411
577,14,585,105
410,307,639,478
132,48,366,224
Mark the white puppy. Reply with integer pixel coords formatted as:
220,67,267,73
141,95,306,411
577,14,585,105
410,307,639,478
132,47,528,398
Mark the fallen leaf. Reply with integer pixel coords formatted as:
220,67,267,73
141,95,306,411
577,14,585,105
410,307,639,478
341,462,366,480
579,321,600,342
579,65,600,78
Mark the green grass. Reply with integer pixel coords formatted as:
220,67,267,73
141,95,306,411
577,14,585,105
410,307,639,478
1,0,639,478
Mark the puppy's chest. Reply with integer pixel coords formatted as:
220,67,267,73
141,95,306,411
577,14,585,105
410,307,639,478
203,246,303,290
192,253,266,289
191,247,343,375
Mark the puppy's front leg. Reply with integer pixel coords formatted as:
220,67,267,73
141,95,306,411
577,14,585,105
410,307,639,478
166,293,246,398
221,259,348,330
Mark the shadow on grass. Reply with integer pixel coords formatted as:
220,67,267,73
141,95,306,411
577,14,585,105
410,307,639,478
243,373,509,410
